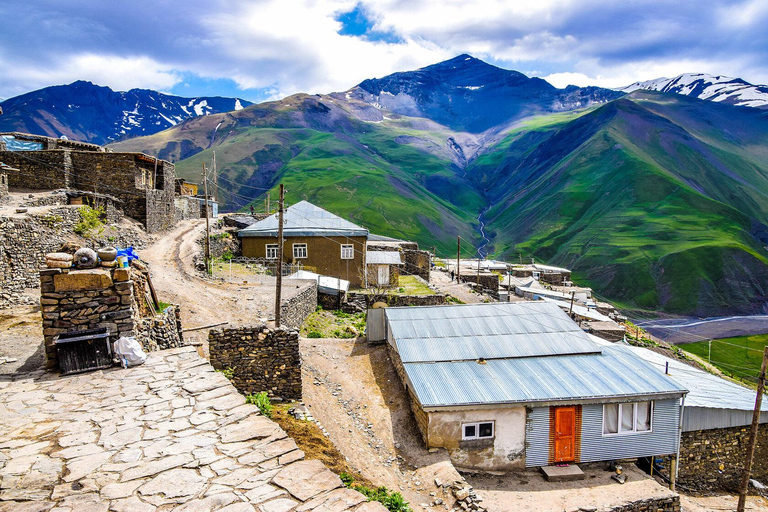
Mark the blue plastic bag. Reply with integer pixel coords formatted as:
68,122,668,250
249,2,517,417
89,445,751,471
116,247,139,262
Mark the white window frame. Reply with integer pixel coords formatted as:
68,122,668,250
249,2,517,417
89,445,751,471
461,421,494,440
292,243,308,259
265,244,279,260
602,401,654,436
341,244,354,260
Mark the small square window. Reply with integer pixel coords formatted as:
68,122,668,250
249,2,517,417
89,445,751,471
462,422,494,440
341,244,354,259
293,244,307,259
266,244,278,260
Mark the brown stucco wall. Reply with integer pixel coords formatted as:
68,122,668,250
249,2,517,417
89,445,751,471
241,235,367,286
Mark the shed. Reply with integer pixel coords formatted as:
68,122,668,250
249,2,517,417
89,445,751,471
366,250,403,287
384,302,687,471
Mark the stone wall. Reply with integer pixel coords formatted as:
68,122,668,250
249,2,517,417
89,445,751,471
459,273,500,293
388,343,430,444
348,291,445,308
208,325,302,400
678,424,768,491
0,173,8,202
1,216,65,308
280,282,318,330
175,196,202,221
1,148,176,233
136,305,184,352
403,249,431,282
40,267,136,369
607,496,680,512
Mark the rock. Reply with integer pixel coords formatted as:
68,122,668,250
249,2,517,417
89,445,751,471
138,468,207,498
97,247,117,262
271,459,342,501
74,248,99,269
113,268,130,282
453,488,470,500
53,269,113,292
15,207,28,213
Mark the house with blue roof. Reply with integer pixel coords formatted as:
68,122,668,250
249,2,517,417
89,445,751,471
382,301,689,472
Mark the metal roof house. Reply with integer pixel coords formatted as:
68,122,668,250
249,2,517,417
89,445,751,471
383,302,688,471
239,201,369,286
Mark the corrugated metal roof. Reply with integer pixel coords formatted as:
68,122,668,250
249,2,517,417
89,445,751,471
542,298,613,322
366,251,402,265
386,302,599,363
238,201,369,238
405,344,687,408
593,337,768,413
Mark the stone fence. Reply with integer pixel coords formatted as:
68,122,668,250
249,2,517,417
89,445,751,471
208,325,301,401
607,496,680,512
280,282,317,330
678,424,768,492
136,305,184,352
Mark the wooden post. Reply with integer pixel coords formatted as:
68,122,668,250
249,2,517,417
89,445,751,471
737,346,768,512
212,151,217,202
456,237,461,282
267,192,271,214
202,164,211,275
670,455,676,491
274,184,285,327
569,291,575,318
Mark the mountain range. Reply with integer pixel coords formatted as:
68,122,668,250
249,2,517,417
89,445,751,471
619,73,768,109
0,81,252,145
3,56,768,317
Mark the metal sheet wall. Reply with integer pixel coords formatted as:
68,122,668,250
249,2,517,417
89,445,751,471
366,308,387,344
683,407,768,431
525,399,680,467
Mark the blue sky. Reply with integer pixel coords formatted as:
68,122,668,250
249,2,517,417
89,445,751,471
1,0,767,102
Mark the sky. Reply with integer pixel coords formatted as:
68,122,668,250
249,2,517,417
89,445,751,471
1,0,767,102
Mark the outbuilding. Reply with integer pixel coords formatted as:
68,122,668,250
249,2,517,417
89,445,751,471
383,302,688,471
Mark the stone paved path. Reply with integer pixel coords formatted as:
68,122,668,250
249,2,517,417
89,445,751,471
0,346,386,512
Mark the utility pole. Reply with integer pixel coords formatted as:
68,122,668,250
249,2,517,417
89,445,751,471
202,164,211,275
737,346,768,512
267,192,271,214
212,152,218,202
569,291,575,318
456,237,461,282
273,184,285,327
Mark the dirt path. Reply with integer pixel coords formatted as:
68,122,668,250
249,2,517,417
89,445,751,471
301,337,458,509
430,268,493,303
137,219,283,352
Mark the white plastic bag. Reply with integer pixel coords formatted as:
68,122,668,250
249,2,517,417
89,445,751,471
113,337,147,368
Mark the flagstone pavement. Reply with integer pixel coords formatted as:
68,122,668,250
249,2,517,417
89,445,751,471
0,346,386,512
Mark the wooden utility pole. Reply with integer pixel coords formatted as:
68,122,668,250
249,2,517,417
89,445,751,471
737,346,768,512
456,237,461,281
569,291,576,318
273,184,285,327
202,164,211,275
267,192,271,214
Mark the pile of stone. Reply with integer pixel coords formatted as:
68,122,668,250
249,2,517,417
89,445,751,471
449,481,485,512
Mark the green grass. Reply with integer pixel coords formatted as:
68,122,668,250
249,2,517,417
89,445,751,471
396,275,433,296
680,334,768,383
300,309,366,338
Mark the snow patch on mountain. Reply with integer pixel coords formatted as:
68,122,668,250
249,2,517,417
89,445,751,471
619,73,768,108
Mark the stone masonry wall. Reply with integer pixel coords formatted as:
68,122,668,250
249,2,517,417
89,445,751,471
208,325,302,401
403,249,431,282
607,496,680,512
0,173,8,202
280,282,317,330
1,151,70,189
40,267,136,369
388,342,429,445
459,273,500,293
678,424,768,492
136,305,184,352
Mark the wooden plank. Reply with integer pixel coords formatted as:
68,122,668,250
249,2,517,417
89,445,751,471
146,272,160,310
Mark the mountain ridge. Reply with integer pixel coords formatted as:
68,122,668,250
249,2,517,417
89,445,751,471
0,80,252,145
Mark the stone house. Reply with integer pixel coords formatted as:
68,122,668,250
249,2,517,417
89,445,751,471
0,132,176,232
379,301,688,472
365,250,402,287
238,201,369,286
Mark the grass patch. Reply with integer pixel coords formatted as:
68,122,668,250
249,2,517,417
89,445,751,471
156,301,173,313
73,205,105,238
245,391,273,418
300,309,366,338
396,275,433,296
680,334,768,384
340,473,412,512
271,404,367,482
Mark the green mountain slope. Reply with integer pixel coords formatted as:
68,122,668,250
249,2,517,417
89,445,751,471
470,91,768,315
111,93,485,254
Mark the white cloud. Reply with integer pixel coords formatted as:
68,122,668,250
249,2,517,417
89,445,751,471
0,54,180,95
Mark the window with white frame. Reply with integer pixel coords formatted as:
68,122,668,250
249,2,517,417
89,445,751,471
462,422,494,440
603,401,653,435
293,243,308,259
341,244,354,259
265,244,278,260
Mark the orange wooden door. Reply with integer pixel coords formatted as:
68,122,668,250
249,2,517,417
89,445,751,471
554,407,576,462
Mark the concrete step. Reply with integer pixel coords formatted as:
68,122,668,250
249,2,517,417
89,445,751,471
540,464,586,482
